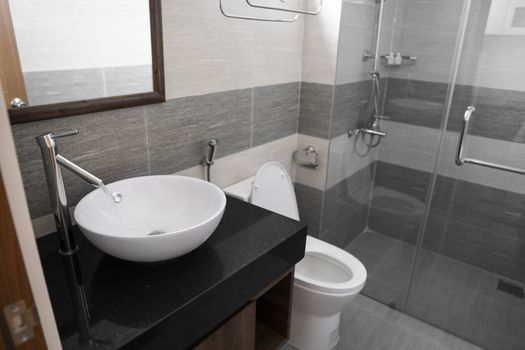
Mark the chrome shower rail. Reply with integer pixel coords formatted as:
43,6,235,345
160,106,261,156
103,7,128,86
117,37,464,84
455,106,525,175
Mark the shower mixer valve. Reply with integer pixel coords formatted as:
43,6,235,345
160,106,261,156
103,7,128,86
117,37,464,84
348,114,388,139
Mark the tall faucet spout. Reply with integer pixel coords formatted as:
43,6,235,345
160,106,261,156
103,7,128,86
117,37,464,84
56,154,103,188
35,131,93,342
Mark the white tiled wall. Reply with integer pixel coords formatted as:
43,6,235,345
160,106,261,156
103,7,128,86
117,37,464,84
320,0,384,194
335,0,377,84
301,0,343,84
386,0,525,92
161,1,305,190
162,0,305,99
326,132,375,189
295,134,329,191
385,0,463,84
177,134,297,188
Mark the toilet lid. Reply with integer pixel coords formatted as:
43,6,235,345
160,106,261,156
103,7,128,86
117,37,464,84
250,162,300,221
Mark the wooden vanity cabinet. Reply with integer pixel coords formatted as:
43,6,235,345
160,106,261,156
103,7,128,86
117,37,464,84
194,269,294,350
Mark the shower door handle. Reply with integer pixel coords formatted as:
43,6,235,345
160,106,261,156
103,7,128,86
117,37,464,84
455,106,475,165
454,105,525,175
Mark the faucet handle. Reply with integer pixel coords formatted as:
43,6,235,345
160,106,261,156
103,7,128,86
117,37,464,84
52,130,79,139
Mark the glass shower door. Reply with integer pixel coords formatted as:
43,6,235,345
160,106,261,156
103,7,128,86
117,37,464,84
345,0,468,309
406,2,525,350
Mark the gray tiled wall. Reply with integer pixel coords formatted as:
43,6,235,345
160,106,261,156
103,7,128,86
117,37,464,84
384,78,447,129
331,80,372,138
385,78,525,144
424,175,525,283
298,79,376,140
369,161,430,245
294,183,324,237
368,162,430,244
12,82,300,219
298,82,333,140
293,163,374,248
12,107,149,218
321,164,373,248
295,79,375,247
144,88,252,174
253,83,300,147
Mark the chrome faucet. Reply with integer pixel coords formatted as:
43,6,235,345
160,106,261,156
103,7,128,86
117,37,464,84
36,130,103,343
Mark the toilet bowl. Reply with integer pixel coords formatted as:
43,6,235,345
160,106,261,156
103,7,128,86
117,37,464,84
223,162,367,350
290,235,367,350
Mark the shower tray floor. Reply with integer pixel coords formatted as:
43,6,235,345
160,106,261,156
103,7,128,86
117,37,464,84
346,230,525,350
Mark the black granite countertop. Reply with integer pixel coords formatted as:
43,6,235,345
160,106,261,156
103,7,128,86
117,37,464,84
37,196,307,350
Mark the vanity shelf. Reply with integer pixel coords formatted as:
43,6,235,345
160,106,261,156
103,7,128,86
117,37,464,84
194,269,294,350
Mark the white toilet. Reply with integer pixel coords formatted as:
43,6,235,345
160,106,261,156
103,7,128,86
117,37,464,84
224,162,367,350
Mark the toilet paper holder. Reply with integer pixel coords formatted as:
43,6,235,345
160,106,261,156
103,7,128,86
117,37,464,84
293,146,319,169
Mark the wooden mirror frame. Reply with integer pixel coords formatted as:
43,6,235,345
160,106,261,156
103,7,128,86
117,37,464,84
8,0,164,124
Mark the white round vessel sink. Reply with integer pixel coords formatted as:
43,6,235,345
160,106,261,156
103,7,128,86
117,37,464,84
74,175,226,262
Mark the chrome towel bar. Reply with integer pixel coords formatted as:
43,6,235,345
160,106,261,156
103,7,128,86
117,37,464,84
219,0,299,22
219,0,322,22
245,0,323,16
455,106,525,175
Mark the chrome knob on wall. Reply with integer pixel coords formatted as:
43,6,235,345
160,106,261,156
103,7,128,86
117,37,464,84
10,97,26,108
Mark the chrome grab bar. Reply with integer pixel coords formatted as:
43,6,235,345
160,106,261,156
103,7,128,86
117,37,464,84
219,0,299,22
455,106,525,176
245,0,323,16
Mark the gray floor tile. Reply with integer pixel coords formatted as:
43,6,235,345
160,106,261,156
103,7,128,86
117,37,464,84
281,294,482,350
346,230,525,350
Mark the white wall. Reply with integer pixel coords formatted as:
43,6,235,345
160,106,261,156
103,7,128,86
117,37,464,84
335,0,378,84
386,0,525,91
0,85,62,349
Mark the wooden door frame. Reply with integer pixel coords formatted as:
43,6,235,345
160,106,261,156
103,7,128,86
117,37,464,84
0,0,27,107
0,83,61,348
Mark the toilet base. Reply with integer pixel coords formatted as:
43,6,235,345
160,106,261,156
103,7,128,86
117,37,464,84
289,310,341,350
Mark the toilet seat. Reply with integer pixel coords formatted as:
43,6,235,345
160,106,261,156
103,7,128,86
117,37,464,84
294,236,367,295
250,162,300,221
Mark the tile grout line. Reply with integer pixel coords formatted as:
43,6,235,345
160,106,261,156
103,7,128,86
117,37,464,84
294,81,302,181
143,107,151,175
296,81,302,135
250,87,254,149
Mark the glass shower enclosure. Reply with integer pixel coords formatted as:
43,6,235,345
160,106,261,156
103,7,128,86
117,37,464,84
327,1,525,349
